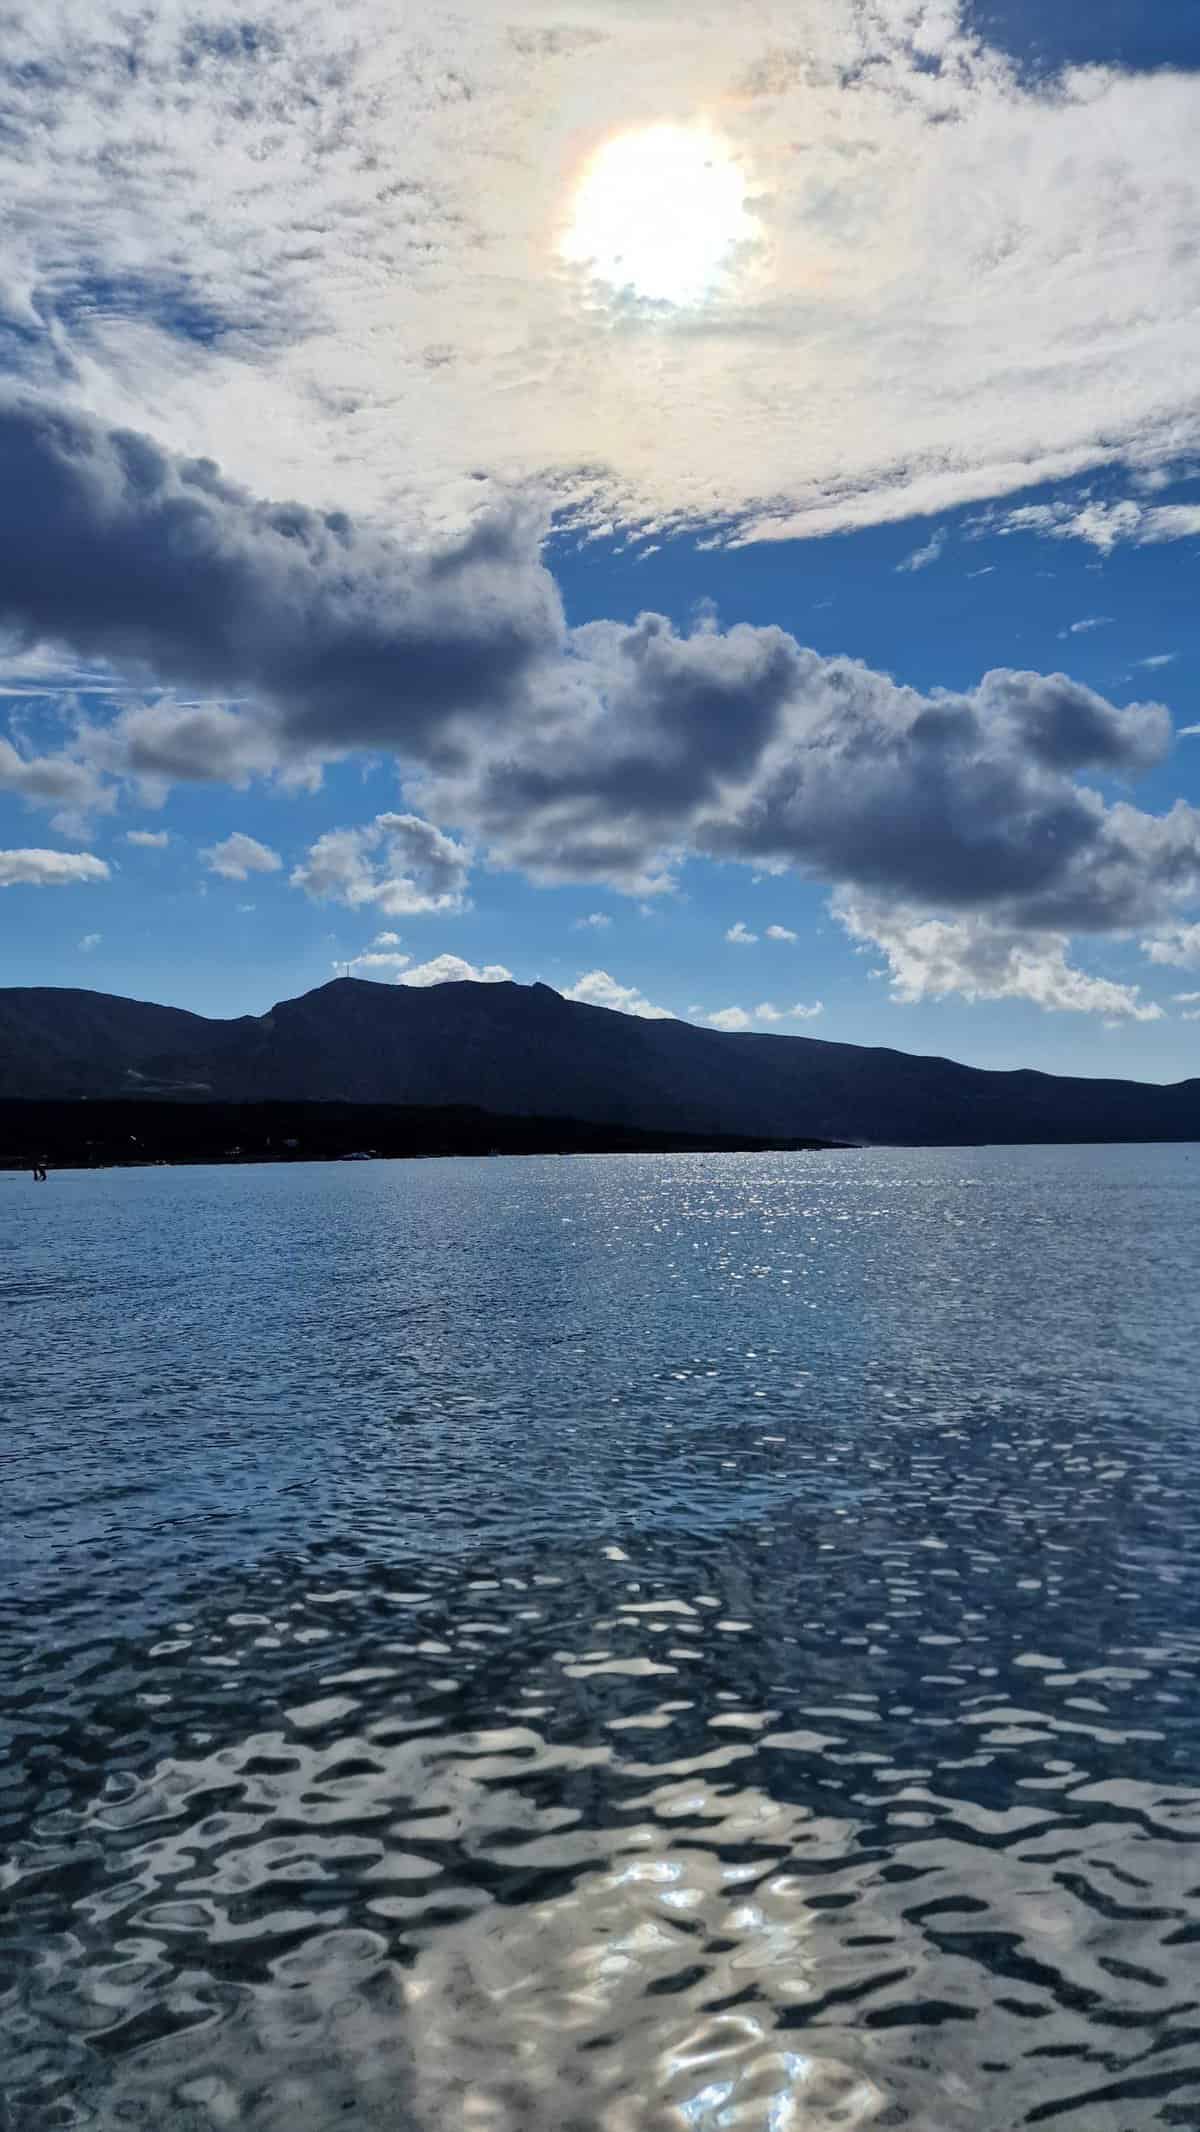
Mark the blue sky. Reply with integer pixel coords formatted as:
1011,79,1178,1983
2,0,1200,1081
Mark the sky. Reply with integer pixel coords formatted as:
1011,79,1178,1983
2,0,1200,1080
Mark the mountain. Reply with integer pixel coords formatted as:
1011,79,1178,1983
0,976,1196,1143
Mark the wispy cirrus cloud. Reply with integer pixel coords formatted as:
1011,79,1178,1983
3,1,1200,547
989,499,1200,554
896,528,945,574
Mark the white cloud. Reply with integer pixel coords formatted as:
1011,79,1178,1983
342,928,412,975
398,954,512,988
1178,724,1200,740
78,932,101,950
201,831,283,882
838,894,1163,1021
765,923,798,942
563,969,674,1019
993,500,1200,555
1059,616,1112,638
124,828,169,847
5,401,1193,961
292,814,471,917
0,735,110,816
896,528,945,574
7,3,1200,548
725,920,758,944
1139,654,1177,671
708,1006,753,1031
574,911,611,930
1141,924,1200,969
345,951,412,975
1172,990,1200,1003
0,647,117,696
0,848,110,887
745,999,823,1024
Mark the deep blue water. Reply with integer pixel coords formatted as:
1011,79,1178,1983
2,1147,1199,2130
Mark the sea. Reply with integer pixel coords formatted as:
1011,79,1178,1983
2,1145,1198,2132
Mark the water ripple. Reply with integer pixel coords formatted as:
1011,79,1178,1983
2,1148,1199,2127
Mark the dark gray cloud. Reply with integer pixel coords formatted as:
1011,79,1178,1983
976,668,1170,774
0,395,562,765
427,634,1188,930
0,734,107,810
1,395,1196,938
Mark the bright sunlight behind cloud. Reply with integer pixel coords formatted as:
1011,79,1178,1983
5,0,1200,544
560,125,754,308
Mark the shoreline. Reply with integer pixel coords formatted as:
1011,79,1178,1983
0,1097,847,1171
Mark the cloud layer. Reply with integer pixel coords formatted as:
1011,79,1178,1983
2,400,1198,1020
3,0,1200,542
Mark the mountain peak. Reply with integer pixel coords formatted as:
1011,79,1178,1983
0,979,1195,1142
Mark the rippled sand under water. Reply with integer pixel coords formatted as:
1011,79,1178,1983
2,1149,1199,2129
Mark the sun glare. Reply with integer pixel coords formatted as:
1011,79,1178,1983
561,123,751,307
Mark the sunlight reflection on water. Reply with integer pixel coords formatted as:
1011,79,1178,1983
2,1148,1199,2129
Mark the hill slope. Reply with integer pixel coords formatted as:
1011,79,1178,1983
0,976,1196,1143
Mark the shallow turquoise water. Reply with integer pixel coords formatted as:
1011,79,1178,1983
2,1147,1199,2129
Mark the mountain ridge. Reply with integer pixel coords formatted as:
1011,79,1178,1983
1,976,1196,1144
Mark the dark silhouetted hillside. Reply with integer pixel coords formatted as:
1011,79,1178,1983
1,976,1196,1144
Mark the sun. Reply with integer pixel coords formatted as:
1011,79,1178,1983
560,123,751,307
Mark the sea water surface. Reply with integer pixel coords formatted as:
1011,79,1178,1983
2,1146,1198,2131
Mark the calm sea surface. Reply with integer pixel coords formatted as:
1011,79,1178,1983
2,1147,1199,2131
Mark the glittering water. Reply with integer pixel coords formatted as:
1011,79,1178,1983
2,1147,1199,2131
